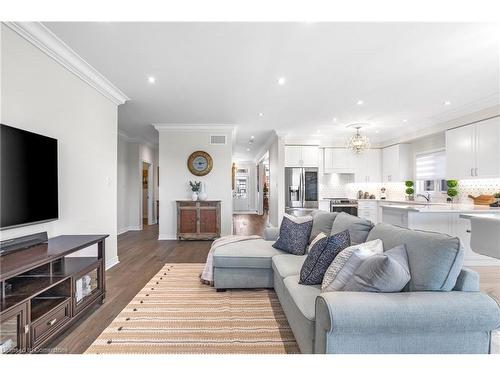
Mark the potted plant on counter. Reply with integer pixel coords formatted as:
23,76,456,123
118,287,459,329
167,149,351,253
495,192,500,203
447,180,458,203
405,180,414,201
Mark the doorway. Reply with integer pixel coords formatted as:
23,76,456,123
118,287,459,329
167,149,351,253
141,161,154,227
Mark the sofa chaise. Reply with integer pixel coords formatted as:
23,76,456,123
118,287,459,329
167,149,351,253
212,212,500,354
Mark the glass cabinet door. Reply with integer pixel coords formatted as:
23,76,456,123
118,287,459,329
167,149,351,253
73,264,102,314
0,304,27,354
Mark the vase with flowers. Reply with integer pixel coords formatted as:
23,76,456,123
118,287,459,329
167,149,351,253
189,181,201,201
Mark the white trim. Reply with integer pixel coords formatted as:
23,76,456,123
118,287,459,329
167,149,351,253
158,235,178,240
117,225,142,235
4,22,129,106
105,256,120,270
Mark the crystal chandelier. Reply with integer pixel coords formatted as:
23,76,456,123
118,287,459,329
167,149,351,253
347,125,370,154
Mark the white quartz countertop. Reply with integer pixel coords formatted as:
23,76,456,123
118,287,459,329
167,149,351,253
459,213,500,221
380,203,500,213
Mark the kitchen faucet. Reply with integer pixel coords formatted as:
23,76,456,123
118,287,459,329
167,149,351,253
416,193,431,202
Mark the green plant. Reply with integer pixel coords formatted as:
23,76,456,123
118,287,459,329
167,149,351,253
189,181,201,192
405,180,414,187
447,188,458,198
447,179,458,188
494,192,500,199
405,187,414,195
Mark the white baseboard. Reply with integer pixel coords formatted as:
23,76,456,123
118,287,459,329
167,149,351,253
233,210,259,215
105,256,120,270
118,225,142,235
158,234,177,240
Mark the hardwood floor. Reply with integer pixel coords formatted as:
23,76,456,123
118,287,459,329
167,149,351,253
49,214,499,353
233,213,268,236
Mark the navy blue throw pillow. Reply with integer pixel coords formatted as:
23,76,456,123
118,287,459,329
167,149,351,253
272,214,313,255
299,230,351,285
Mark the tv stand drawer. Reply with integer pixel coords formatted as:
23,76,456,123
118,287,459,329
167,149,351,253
31,300,71,348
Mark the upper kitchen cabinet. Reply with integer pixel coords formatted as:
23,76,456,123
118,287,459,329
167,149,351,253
285,145,319,167
354,149,382,183
382,144,412,182
446,117,500,179
323,148,355,173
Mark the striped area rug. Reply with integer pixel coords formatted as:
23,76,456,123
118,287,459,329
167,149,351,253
85,263,300,354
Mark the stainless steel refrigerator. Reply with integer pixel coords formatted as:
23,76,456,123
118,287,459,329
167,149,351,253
285,167,318,216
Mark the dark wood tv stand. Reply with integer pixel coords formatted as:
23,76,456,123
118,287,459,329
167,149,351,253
0,234,108,353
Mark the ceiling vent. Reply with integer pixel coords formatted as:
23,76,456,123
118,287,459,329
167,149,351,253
210,134,227,145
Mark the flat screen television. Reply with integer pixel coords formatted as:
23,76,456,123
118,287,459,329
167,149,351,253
1,124,58,229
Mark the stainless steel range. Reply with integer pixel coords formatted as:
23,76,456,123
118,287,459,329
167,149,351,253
327,198,358,216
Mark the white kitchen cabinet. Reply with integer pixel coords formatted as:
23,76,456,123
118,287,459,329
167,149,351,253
323,148,355,173
382,144,412,182
301,145,319,167
446,117,500,179
354,149,382,183
285,145,319,167
357,200,379,223
318,200,331,212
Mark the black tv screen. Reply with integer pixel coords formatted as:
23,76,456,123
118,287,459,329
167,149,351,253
1,124,58,229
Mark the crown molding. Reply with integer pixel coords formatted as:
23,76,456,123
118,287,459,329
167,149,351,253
4,22,130,106
118,130,158,149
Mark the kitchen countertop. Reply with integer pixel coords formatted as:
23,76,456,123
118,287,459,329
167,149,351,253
460,213,500,221
380,203,500,213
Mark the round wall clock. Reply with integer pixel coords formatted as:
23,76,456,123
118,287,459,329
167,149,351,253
187,151,213,176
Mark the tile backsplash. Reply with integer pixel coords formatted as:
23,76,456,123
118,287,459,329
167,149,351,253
319,174,500,203
456,178,500,203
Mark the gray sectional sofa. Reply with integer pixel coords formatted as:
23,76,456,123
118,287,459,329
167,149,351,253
213,212,500,354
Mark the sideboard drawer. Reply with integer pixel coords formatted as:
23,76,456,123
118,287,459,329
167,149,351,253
31,299,71,348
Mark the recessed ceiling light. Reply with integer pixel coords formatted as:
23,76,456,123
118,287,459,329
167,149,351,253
277,77,286,85
332,117,337,122
147,76,156,84
258,113,264,117
316,129,321,133
403,119,408,123
357,100,364,105
375,130,380,134
444,101,451,106
246,148,251,152
250,135,255,140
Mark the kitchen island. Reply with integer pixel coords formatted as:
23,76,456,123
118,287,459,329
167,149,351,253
381,203,500,266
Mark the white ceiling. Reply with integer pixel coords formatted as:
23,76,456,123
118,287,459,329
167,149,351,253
44,22,500,160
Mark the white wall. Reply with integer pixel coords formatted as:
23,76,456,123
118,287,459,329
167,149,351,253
0,25,119,268
158,128,233,239
268,134,285,227
117,136,158,234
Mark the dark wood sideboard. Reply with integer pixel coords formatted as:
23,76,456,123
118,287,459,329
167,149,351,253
176,200,221,240
0,235,108,353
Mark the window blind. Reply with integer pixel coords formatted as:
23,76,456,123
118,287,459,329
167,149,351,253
415,150,446,180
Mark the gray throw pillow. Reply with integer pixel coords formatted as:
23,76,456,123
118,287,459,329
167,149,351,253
299,230,351,285
343,244,410,292
273,214,313,255
310,211,339,243
330,212,373,245
366,223,463,292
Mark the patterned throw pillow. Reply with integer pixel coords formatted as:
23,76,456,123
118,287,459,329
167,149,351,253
321,239,383,292
307,232,327,253
272,214,313,255
299,230,351,285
